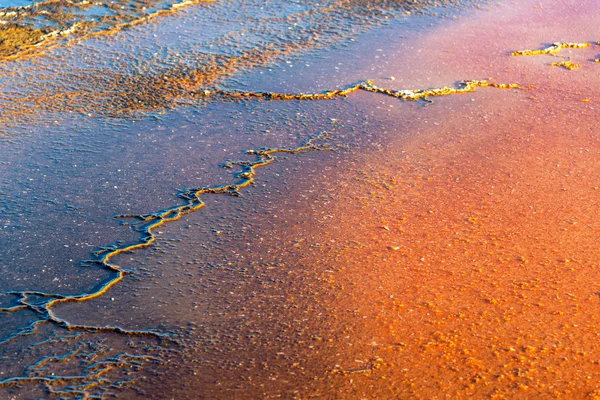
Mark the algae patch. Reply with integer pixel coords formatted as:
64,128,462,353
0,25,45,57
511,41,599,71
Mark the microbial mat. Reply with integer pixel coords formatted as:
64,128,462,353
1,0,600,398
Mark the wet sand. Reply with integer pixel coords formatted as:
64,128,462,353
2,0,600,398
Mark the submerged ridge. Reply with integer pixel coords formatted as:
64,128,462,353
202,79,518,102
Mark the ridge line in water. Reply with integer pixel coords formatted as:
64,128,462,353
200,79,519,103
0,350,161,397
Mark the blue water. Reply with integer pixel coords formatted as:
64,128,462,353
0,0,31,7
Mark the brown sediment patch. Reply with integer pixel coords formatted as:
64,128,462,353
0,53,517,126
0,25,46,57
0,0,475,62
0,0,488,131
0,49,284,124
0,0,215,61
510,41,591,56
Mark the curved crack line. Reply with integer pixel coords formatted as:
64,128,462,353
0,131,331,349
198,79,519,103
0,352,158,393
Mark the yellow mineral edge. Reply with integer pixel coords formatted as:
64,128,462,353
550,60,580,70
511,42,590,56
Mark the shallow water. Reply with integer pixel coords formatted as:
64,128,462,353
2,0,600,398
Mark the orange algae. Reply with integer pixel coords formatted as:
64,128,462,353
313,100,600,398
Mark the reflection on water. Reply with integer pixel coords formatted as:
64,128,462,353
0,0,30,8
